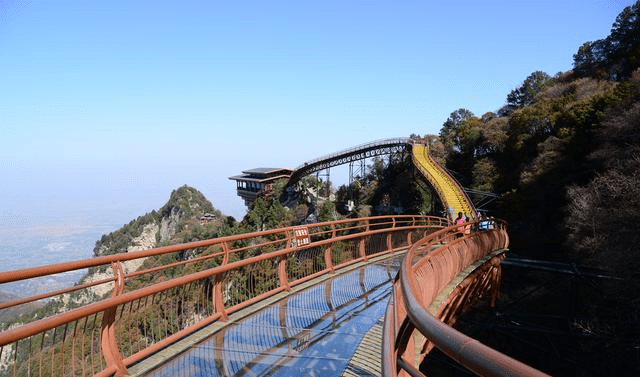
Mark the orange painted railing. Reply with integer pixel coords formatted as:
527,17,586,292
0,215,447,377
382,220,550,377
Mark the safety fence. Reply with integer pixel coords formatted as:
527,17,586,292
382,220,550,377
150,259,397,376
0,215,447,377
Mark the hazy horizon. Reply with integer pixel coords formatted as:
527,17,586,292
1,0,633,271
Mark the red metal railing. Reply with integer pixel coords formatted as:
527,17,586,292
0,215,447,377
382,220,551,377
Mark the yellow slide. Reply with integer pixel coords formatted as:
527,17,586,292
412,144,476,220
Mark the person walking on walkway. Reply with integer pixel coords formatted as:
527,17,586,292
455,212,465,233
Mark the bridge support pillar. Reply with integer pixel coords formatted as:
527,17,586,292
349,160,366,202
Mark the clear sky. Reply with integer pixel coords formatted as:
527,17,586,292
0,0,634,224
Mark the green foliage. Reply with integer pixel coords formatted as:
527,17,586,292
243,179,290,231
430,15,639,265
471,157,498,192
366,157,387,182
316,200,336,222
246,197,284,231
92,185,220,258
481,117,509,154
415,183,435,215
93,211,159,257
573,1,640,80
562,83,640,375
565,85,640,268
439,108,474,152
365,155,435,215
160,185,218,220
506,71,553,110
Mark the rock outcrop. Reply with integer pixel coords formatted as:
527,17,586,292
66,185,222,306
93,185,218,257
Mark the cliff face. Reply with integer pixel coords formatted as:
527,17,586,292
93,185,219,257
58,186,223,307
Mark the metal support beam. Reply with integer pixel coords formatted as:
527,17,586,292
349,159,366,202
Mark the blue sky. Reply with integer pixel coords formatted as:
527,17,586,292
0,0,633,224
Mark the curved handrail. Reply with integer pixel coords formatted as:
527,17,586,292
383,220,550,377
0,215,447,377
0,215,432,286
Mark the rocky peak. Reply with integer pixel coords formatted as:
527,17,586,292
93,185,218,257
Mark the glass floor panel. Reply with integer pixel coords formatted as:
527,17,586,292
147,256,401,377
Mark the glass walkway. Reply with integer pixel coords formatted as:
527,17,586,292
141,256,403,377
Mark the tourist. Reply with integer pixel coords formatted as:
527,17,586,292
455,212,464,232
479,215,489,231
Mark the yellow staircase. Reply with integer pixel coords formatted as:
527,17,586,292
412,144,476,220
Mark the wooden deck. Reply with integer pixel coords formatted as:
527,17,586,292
342,318,384,377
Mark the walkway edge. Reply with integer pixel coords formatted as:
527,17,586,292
342,318,385,377
127,250,407,376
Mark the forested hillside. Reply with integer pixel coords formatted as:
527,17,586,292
420,2,640,374
427,1,639,260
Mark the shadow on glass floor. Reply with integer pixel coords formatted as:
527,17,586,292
147,256,402,377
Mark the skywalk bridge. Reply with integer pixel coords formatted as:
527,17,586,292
140,254,403,376
286,138,412,187
232,138,477,219
0,143,549,376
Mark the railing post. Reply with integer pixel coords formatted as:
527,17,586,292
325,245,335,273
359,219,370,261
279,255,291,291
214,242,229,321
100,261,127,376
359,237,368,261
320,222,336,273
279,231,292,291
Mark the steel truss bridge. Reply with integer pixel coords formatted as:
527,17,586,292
0,144,549,377
288,138,476,219
286,138,411,187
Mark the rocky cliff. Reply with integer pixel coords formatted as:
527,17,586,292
93,185,220,257
68,185,225,304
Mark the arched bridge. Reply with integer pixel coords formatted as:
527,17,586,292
287,139,476,219
0,147,549,376
286,138,411,186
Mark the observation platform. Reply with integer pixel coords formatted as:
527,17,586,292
129,254,403,377
229,167,293,206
